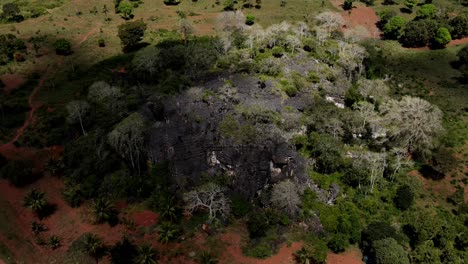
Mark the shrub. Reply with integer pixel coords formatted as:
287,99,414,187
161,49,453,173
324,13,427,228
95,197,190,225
394,185,414,210
62,185,83,208
416,4,437,19
118,20,147,52
283,83,298,97
271,46,283,58
48,235,61,249
231,195,252,218
117,1,133,19
383,16,406,39
53,38,72,55
327,234,348,253
245,14,255,25
449,15,468,39
164,0,181,5
400,20,437,47
343,0,353,10
433,27,451,48
98,38,105,47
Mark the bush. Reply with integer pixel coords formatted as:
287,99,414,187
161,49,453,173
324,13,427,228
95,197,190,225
343,0,353,10
394,185,414,210
53,38,72,55
400,20,437,47
271,46,283,58
449,15,468,39
117,1,133,19
231,195,252,217
98,38,106,47
245,14,255,25
433,27,451,48
327,234,349,253
416,4,437,19
383,16,406,39
118,20,147,52
164,0,181,5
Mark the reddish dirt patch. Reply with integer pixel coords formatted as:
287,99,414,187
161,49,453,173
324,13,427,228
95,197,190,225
327,247,364,264
132,210,158,227
218,227,302,264
0,74,25,94
406,37,468,51
329,0,381,39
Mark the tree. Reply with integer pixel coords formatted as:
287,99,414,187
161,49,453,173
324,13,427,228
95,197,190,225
2,3,23,22
90,197,117,224
179,18,194,44
183,183,231,219
404,0,419,11
87,81,124,113
457,45,468,65
245,14,255,25
157,222,180,243
383,16,406,39
316,12,344,35
433,27,452,48
117,1,133,20
23,189,47,216
118,20,147,52
53,39,72,55
394,185,414,210
380,96,443,155
400,20,438,47
108,112,146,171
352,151,387,193
372,238,410,264
134,244,158,264
343,0,354,10
270,180,301,217
83,233,105,264
449,15,468,39
416,4,437,19
66,100,90,136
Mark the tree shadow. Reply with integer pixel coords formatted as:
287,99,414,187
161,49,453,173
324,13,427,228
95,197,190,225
418,165,445,180
400,7,413,13
38,203,58,219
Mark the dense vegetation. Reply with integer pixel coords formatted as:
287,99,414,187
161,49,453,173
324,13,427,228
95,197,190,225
0,1,467,263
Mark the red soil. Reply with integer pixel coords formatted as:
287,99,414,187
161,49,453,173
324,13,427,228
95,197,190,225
0,74,25,94
329,0,381,39
327,248,364,264
132,210,158,227
218,229,302,264
407,37,468,51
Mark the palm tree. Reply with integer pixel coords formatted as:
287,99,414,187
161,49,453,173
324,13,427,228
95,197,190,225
198,251,218,264
83,233,104,264
90,197,117,224
159,197,178,222
23,189,47,215
157,222,180,244
31,221,46,235
294,246,314,264
134,244,158,264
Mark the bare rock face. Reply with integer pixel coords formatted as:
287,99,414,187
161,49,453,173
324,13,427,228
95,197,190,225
145,74,309,200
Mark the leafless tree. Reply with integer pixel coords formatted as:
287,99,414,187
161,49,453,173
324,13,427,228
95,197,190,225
66,100,90,136
388,147,413,179
352,151,387,193
316,12,344,36
380,96,444,155
179,18,194,45
270,180,301,217
108,112,146,172
87,81,124,113
352,101,378,130
183,183,231,219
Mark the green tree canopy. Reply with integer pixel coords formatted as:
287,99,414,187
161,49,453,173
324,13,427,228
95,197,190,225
433,27,452,47
118,20,147,52
416,4,437,19
449,15,468,39
372,238,410,264
384,16,406,39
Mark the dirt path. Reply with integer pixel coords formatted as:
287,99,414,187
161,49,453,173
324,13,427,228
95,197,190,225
407,37,468,51
327,247,364,264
